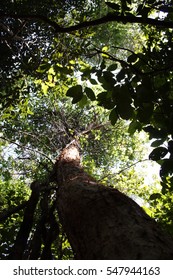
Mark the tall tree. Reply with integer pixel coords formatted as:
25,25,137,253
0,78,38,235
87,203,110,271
1,0,173,259
56,141,173,259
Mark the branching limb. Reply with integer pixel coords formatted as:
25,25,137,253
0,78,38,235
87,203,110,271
0,12,173,34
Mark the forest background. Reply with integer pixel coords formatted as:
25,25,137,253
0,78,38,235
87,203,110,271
0,0,173,259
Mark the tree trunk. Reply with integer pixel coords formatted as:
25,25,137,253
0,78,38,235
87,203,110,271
56,141,173,259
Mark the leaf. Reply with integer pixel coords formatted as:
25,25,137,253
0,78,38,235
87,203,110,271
113,85,131,104
105,2,120,11
136,104,153,124
109,108,118,125
90,79,98,85
112,85,133,120
66,85,83,104
78,95,88,107
41,83,49,94
168,140,173,153
36,62,50,73
107,64,118,71
151,139,165,147
116,69,126,82
97,91,115,109
149,147,168,161
127,54,138,64
117,103,133,120
143,126,167,139
149,193,161,200
85,87,96,101
128,120,142,135
160,159,173,177
102,46,109,52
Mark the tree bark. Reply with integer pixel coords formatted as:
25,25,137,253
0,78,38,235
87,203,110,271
56,141,173,259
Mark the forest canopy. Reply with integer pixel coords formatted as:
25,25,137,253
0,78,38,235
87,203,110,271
1,0,173,259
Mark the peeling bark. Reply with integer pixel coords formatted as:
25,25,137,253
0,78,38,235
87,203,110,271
56,142,173,259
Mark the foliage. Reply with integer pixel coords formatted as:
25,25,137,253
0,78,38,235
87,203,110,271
1,0,173,259
0,179,30,258
0,76,152,258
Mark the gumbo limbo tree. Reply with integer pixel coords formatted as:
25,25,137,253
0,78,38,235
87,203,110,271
1,0,173,259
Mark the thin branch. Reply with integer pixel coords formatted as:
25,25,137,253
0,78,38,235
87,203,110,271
0,136,54,164
99,159,150,182
94,47,142,74
77,121,110,137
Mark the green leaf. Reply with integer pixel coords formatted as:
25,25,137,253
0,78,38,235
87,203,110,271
90,79,98,85
151,139,165,147
144,126,167,139
160,159,173,177
112,85,133,120
85,87,96,101
105,2,120,11
97,91,115,109
109,108,118,125
136,103,153,124
36,62,50,73
149,147,168,161
107,64,117,71
66,85,83,104
117,103,133,120
127,54,138,64
149,193,161,200
41,83,49,94
78,95,88,107
128,120,142,135
116,69,126,82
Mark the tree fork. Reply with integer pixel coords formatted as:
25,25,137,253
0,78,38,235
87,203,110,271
56,142,173,259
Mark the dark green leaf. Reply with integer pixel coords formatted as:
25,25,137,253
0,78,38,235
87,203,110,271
127,54,138,64
168,140,173,153
160,159,173,177
144,126,167,139
78,95,88,107
90,79,98,85
149,193,161,200
128,120,142,135
149,147,168,161
109,108,118,125
136,103,153,124
66,85,83,103
85,87,96,101
105,2,120,11
151,139,165,147
112,85,133,120
107,64,118,71
99,71,115,91
116,69,126,82
117,103,133,120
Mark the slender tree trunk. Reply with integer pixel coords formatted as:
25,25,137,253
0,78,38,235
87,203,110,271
56,141,173,259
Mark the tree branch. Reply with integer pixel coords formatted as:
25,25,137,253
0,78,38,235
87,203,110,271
0,12,173,34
